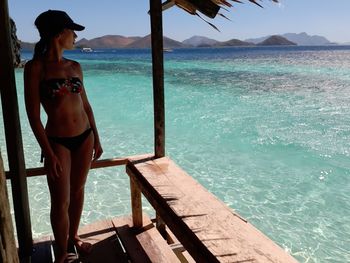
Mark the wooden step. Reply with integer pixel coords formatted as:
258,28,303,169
77,219,128,263
112,213,180,263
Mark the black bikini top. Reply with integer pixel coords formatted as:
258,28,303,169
40,77,83,99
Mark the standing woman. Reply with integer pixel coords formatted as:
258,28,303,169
24,10,103,262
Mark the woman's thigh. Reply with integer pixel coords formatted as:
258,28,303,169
70,132,94,191
46,143,72,206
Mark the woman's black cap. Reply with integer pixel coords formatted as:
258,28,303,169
35,10,85,36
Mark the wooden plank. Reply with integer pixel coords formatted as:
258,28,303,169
127,157,298,263
112,214,180,263
77,219,128,263
0,152,19,263
5,153,154,179
164,227,196,263
0,0,32,259
127,162,219,263
150,0,165,158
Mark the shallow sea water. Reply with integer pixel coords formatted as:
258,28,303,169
1,46,350,262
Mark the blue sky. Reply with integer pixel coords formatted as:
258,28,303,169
8,0,350,43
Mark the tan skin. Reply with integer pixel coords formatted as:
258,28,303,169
24,29,102,262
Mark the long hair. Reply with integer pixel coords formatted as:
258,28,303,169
33,38,48,60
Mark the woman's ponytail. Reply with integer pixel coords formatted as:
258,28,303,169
33,38,47,59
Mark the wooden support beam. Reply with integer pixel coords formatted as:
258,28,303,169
0,1,33,260
150,0,165,158
0,152,19,262
130,177,143,228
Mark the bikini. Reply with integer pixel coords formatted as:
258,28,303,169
40,77,92,161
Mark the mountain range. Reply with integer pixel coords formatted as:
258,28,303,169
20,32,336,50
245,32,333,46
76,34,297,48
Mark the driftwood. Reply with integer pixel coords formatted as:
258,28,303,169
0,151,19,263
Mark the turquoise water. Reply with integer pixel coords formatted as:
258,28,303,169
1,46,350,262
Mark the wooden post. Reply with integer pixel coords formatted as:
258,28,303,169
150,0,165,158
0,152,19,262
0,0,33,260
130,177,143,228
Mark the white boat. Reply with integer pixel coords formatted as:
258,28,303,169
81,47,93,52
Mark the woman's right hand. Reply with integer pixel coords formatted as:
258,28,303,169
45,154,63,179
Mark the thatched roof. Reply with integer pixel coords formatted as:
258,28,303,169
162,0,278,30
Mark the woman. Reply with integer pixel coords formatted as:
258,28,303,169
24,10,103,262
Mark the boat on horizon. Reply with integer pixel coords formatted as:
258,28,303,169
81,47,93,52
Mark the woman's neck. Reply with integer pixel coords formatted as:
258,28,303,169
45,43,64,62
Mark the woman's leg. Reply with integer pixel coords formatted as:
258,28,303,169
46,144,71,263
69,132,94,252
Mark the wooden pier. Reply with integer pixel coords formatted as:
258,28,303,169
27,156,297,263
31,213,182,263
0,0,298,262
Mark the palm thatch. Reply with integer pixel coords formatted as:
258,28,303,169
162,0,279,31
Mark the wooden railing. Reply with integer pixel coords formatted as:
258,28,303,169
5,154,153,179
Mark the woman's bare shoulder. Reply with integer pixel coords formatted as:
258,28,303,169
24,59,43,74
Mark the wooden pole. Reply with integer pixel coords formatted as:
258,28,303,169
0,0,33,260
130,177,143,228
150,0,165,158
0,151,19,263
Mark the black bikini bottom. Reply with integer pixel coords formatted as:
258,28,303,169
41,128,93,163
48,128,93,151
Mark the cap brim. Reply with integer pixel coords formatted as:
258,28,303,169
67,23,85,31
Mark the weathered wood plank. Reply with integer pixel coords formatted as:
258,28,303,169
165,227,196,263
77,219,128,263
5,153,154,179
127,157,298,263
150,0,165,158
113,214,180,263
127,162,220,263
0,0,32,259
0,152,19,263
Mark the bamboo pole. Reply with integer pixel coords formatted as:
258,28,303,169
150,0,165,158
0,0,33,260
0,151,19,263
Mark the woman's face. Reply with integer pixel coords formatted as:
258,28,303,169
58,29,77,50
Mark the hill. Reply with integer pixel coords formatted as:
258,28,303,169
246,32,331,46
126,34,184,49
182,35,219,47
282,32,331,46
217,39,254,47
257,35,296,46
75,35,141,49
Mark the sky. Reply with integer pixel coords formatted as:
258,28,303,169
8,0,350,44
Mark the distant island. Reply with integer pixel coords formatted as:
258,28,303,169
21,32,339,50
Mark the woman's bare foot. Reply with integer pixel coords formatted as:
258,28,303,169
70,236,92,255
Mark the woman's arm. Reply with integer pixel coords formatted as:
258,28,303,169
24,60,62,177
75,62,103,161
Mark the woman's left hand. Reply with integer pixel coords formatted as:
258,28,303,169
93,140,103,162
